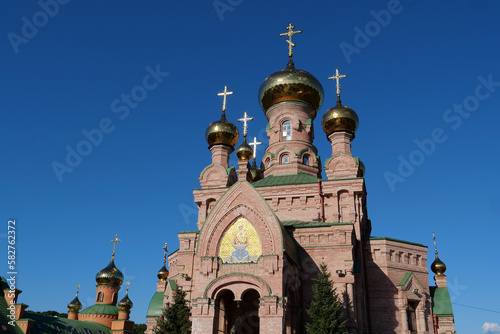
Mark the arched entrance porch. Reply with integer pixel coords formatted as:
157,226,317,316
215,288,260,334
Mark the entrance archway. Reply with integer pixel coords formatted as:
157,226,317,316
215,288,260,334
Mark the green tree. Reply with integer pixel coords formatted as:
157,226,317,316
133,323,147,334
306,263,347,334
32,310,68,318
154,286,191,334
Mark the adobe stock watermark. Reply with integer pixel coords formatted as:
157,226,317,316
51,64,169,182
339,0,407,64
7,0,71,54
385,74,500,192
213,0,243,22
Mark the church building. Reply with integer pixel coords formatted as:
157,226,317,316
145,24,456,334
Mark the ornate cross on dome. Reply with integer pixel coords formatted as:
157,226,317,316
110,234,121,260
217,85,234,115
279,22,302,59
76,283,81,296
163,243,168,265
328,68,347,100
126,280,131,292
433,231,438,256
238,111,254,138
249,136,262,159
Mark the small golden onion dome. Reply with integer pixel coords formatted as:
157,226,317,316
118,293,133,311
259,62,324,118
206,115,239,147
249,160,262,183
236,139,254,161
67,296,82,313
96,260,124,286
358,160,365,177
321,101,359,135
431,256,447,276
157,265,169,281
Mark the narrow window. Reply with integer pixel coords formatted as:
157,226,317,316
266,158,270,168
303,155,309,166
112,293,118,304
96,291,103,302
281,154,290,164
282,121,291,141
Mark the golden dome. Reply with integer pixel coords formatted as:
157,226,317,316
431,256,447,276
67,296,82,313
157,264,169,281
96,260,124,286
249,160,262,183
206,115,239,147
118,292,133,311
236,139,254,161
322,101,359,135
259,62,324,117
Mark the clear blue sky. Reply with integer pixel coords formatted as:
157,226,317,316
1,1,499,333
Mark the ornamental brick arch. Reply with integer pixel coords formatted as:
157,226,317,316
197,181,286,259
204,272,272,300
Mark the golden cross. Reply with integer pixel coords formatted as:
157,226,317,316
110,234,121,260
238,111,254,138
126,280,131,293
328,68,347,97
249,136,262,160
279,22,302,58
163,243,168,265
76,283,81,296
217,85,234,114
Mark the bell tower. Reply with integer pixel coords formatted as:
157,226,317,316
258,23,324,178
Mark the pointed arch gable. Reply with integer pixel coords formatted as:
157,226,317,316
197,181,285,259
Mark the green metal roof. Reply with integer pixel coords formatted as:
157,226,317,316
430,286,454,317
252,173,319,187
80,304,119,316
0,277,25,334
282,220,352,228
169,280,178,291
21,312,111,334
146,292,164,318
369,236,426,247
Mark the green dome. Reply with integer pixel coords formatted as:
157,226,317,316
80,303,119,316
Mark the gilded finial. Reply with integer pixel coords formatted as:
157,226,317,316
217,85,234,118
431,232,447,276
110,234,121,260
238,111,254,138
249,136,262,160
163,243,168,265
328,68,347,105
279,22,302,61
76,283,81,297
126,280,131,293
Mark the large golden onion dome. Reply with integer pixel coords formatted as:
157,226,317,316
322,99,359,135
118,292,133,311
431,256,447,276
96,260,124,286
236,139,254,161
259,61,324,118
67,296,82,313
157,265,169,281
206,114,239,147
